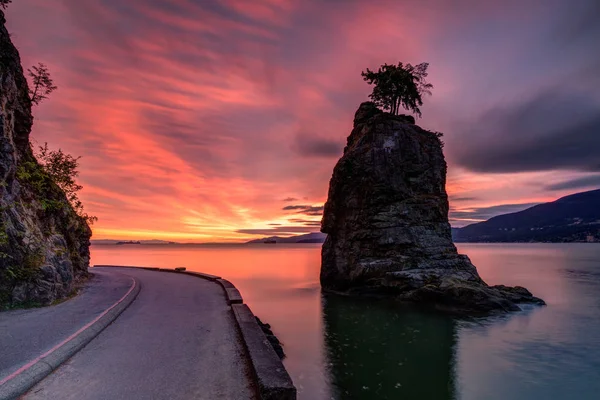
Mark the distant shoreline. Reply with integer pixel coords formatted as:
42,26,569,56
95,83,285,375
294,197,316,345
90,242,325,246
91,241,599,246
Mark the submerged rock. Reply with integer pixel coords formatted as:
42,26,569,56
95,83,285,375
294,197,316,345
0,11,91,307
255,316,285,359
320,102,544,314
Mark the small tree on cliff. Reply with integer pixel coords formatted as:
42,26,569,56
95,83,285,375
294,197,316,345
36,143,98,225
0,1,12,10
24,63,96,224
361,62,433,117
27,63,57,105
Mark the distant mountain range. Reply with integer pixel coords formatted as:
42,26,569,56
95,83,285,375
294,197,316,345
452,189,600,243
246,232,326,244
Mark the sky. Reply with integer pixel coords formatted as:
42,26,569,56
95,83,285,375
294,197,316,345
6,0,600,242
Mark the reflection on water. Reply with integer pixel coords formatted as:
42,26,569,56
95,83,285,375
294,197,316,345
322,294,456,399
91,243,600,400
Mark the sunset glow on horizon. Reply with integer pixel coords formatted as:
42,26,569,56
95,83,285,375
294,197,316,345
7,0,600,242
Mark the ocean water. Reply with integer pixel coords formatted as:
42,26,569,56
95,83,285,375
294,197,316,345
91,243,600,400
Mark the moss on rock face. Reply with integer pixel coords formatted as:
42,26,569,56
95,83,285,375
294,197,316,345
0,10,91,308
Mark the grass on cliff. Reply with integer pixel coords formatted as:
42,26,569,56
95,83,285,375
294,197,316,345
16,159,65,213
0,245,45,309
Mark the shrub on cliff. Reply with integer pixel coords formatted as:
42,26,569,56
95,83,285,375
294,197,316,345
36,143,97,225
0,1,92,308
28,63,57,105
25,62,96,224
362,62,433,117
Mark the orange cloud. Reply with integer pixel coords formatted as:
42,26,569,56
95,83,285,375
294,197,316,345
6,0,598,241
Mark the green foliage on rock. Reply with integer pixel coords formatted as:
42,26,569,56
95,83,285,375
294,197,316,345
0,7,93,309
362,62,433,117
432,131,445,148
35,143,97,224
2,138,96,308
0,222,8,246
15,145,97,224
0,238,45,308
16,160,61,211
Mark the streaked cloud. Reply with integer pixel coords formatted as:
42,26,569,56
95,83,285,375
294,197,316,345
5,0,599,240
452,91,600,173
544,175,600,191
450,203,539,226
293,133,343,158
237,226,318,236
282,205,324,216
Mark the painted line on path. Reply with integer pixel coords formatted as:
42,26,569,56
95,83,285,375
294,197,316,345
0,274,140,399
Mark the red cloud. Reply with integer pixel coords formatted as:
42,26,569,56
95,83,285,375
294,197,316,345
6,0,596,240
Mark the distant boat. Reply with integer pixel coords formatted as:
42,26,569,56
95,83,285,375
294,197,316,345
116,241,142,245
263,239,277,244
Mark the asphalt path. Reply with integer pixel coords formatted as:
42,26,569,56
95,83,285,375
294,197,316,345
23,267,256,400
0,269,133,382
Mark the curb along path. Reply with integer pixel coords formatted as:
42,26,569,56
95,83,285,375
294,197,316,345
0,274,140,399
93,265,296,400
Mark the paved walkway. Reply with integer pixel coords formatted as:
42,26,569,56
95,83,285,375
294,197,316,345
0,269,133,382
23,267,256,400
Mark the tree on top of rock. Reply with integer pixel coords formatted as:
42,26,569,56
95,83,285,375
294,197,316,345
27,63,57,105
361,62,433,117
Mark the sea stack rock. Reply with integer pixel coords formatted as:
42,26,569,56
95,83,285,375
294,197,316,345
320,102,544,313
0,11,91,307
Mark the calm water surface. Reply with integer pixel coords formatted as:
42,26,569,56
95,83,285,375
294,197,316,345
91,243,600,399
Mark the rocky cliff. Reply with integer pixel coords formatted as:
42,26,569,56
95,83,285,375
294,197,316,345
320,102,544,313
0,11,91,307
